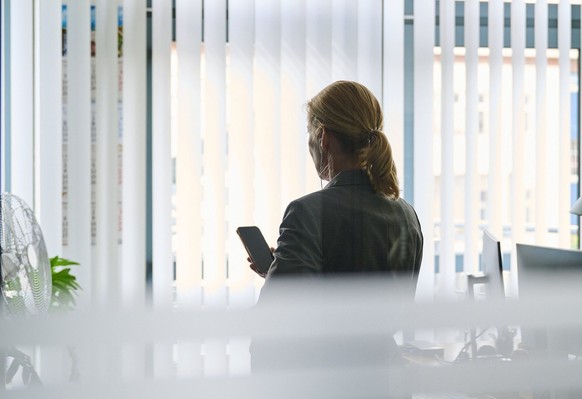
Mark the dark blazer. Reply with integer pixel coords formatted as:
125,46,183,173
266,168,423,284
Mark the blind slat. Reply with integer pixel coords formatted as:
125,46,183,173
65,0,92,308
9,1,34,205
203,0,227,307
305,0,332,193
535,1,549,244
511,2,526,237
122,0,147,309
254,0,281,246
331,0,357,81
152,0,174,379
487,0,504,239
280,0,307,208
38,0,63,256
510,0,527,297
440,0,456,297
558,0,571,248
357,1,382,101
464,0,480,275
95,0,120,308
175,0,203,309
413,0,435,303
152,0,173,310
227,0,258,309
203,0,229,377
121,0,148,379
383,0,404,193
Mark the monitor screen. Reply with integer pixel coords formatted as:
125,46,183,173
516,243,582,297
479,230,514,357
516,243,582,355
481,229,504,300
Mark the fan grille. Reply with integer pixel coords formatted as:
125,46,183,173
0,193,52,317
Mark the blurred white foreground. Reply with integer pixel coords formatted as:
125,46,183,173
2,275,582,399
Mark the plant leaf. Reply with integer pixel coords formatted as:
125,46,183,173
50,255,81,312
22,365,31,386
6,358,20,384
28,369,43,386
57,291,75,305
51,269,81,291
50,256,80,267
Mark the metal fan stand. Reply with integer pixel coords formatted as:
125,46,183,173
1,198,6,392
0,339,5,393
1,253,6,394
0,196,7,396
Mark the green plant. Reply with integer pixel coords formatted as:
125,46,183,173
3,257,81,387
49,256,81,313
50,256,82,382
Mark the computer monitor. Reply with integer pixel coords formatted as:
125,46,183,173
481,229,504,300
516,243,582,355
478,230,515,357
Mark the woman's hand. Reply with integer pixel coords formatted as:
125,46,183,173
248,247,275,278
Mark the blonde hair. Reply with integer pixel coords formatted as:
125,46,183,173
306,80,400,199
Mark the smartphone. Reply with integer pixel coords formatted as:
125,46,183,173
236,226,274,275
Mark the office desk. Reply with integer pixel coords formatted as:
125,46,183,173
402,344,526,399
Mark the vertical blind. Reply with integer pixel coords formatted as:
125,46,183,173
535,0,549,246
488,0,505,247
413,0,436,302
463,0,479,288
2,0,581,375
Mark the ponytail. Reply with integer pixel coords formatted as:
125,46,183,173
360,130,400,199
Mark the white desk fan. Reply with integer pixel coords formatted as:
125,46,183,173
0,193,52,317
0,193,52,388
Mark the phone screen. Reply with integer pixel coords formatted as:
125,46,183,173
236,226,274,275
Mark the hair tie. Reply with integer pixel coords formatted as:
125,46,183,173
367,130,375,145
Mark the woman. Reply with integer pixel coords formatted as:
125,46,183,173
250,81,423,397
251,80,423,282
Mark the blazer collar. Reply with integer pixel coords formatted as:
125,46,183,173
324,169,370,189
